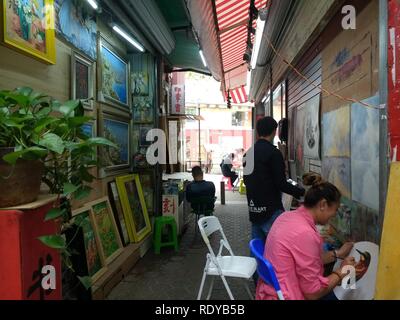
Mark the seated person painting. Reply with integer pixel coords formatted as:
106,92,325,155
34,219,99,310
186,166,216,212
256,174,356,300
220,153,238,185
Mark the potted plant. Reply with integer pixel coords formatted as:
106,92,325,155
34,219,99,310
0,87,117,290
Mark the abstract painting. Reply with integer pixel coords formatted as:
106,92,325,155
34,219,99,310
100,42,128,107
3,0,56,64
71,207,105,282
55,0,97,60
322,105,350,157
116,174,151,243
89,198,123,264
303,94,321,160
322,157,351,199
351,95,380,211
102,116,130,170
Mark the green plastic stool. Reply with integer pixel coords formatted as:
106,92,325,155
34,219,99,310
153,216,179,254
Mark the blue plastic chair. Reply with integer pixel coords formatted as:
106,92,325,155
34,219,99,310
249,238,285,300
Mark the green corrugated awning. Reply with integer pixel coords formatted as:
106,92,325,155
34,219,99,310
155,0,210,74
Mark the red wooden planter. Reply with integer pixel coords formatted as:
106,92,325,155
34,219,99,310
0,195,62,300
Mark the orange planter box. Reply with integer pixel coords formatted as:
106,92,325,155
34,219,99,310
0,195,62,300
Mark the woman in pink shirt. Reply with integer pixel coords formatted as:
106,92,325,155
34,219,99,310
256,174,356,300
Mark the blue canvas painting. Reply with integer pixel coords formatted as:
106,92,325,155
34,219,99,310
81,122,94,138
55,0,97,60
101,45,128,106
103,118,129,167
351,95,380,211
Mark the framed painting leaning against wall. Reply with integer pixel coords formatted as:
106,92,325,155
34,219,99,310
87,197,124,265
71,206,106,283
116,174,151,243
2,0,56,64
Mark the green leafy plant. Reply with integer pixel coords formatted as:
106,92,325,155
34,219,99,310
0,87,117,288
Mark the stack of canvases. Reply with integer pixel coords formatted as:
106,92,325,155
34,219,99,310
69,174,152,286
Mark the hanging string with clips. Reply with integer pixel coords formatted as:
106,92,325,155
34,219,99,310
261,33,384,110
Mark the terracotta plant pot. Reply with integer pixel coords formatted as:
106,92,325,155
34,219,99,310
0,147,44,208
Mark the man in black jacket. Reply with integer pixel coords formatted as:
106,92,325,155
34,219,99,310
243,117,305,243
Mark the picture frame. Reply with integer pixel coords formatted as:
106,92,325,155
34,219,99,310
86,197,124,265
71,51,95,110
71,206,106,283
116,174,152,243
98,35,130,112
99,112,131,173
55,0,97,60
2,0,56,64
132,72,149,96
108,181,131,246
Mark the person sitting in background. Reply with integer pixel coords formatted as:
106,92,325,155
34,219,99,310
256,174,355,300
220,153,238,185
186,166,216,211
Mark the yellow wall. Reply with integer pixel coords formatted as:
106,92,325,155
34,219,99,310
375,162,400,299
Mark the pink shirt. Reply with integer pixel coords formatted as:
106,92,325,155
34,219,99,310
256,206,329,300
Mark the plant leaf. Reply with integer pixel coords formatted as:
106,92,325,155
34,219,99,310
38,235,66,249
2,147,47,164
74,186,92,200
44,208,65,221
63,182,79,196
78,276,92,290
68,116,93,128
38,133,65,154
59,100,80,116
86,137,118,148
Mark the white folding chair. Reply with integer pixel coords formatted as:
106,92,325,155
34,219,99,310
197,216,257,300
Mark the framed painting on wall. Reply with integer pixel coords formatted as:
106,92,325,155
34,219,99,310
2,0,56,64
87,197,123,265
55,0,97,60
108,181,131,246
100,113,130,172
116,174,151,243
71,52,94,110
71,206,106,283
132,72,149,96
132,96,154,123
98,37,129,110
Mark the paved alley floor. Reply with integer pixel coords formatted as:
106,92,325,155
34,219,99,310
108,190,255,300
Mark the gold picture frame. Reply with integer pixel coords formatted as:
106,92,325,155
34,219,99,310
71,206,107,283
116,174,151,243
86,197,124,265
2,0,56,64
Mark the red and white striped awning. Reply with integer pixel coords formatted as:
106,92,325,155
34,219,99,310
215,0,268,103
226,86,248,104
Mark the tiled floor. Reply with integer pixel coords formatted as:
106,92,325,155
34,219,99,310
108,190,255,300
